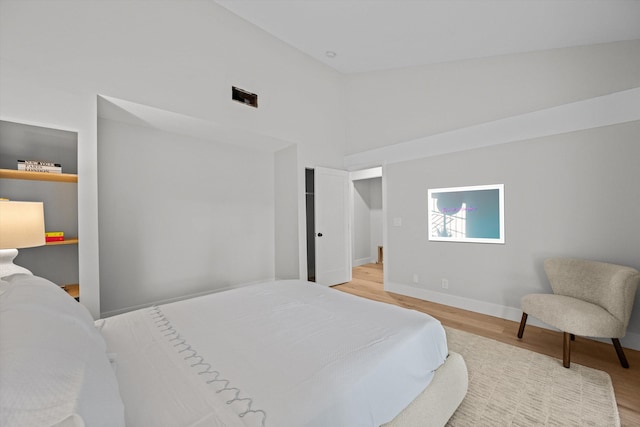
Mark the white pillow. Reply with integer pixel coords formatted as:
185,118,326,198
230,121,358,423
0,274,101,345
0,275,125,427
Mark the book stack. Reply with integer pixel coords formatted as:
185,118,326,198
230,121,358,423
18,160,62,173
45,231,64,243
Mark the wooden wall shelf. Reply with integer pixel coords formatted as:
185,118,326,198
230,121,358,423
0,168,77,183
62,284,79,300
46,238,79,246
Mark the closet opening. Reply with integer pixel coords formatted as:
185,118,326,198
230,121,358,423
305,168,315,282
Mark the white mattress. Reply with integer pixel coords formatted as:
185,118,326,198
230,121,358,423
98,280,448,427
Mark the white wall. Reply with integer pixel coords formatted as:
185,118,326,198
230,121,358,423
97,117,276,315
0,0,346,317
345,40,640,155
274,144,300,279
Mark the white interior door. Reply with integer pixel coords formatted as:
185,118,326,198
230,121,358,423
315,167,352,286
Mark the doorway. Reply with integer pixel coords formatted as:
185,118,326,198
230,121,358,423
350,167,384,282
305,166,383,286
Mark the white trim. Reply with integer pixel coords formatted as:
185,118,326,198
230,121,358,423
353,257,376,267
386,281,640,351
381,164,389,288
345,87,640,169
349,167,382,181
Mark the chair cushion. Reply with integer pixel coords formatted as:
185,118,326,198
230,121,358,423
543,258,639,327
521,293,626,338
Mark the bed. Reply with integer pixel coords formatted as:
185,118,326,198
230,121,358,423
0,274,467,427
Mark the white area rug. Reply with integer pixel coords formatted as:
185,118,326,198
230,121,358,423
444,327,620,427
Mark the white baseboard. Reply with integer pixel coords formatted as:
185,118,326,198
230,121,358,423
386,281,640,351
353,257,376,267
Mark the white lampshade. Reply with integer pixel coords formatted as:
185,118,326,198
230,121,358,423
0,201,45,249
0,201,45,278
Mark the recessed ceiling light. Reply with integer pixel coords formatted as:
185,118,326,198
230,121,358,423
325,51,337,58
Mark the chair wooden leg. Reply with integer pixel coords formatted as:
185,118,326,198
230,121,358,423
563,332,571,368
612,338,630,368
517,312,528,339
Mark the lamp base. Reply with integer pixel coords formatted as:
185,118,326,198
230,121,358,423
0,248,33,279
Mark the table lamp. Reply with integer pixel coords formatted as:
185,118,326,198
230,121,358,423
0,201,45,279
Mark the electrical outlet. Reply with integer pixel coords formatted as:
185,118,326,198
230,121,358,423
441,278,449,289
412,274,419,283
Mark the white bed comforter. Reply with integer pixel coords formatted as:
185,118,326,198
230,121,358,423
98,280,448,427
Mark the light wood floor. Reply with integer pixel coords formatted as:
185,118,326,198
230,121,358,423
334,263,640,427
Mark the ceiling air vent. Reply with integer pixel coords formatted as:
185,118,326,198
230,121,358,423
232,86,258,108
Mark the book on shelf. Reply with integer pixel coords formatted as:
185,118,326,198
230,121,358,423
17,160,62,173
18,165,63,173
45,231,65,242
18,160,61,167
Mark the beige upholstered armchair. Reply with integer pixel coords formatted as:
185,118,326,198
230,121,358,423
517,257,640,368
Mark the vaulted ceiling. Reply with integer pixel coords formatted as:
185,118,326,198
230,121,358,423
214,0,640,74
